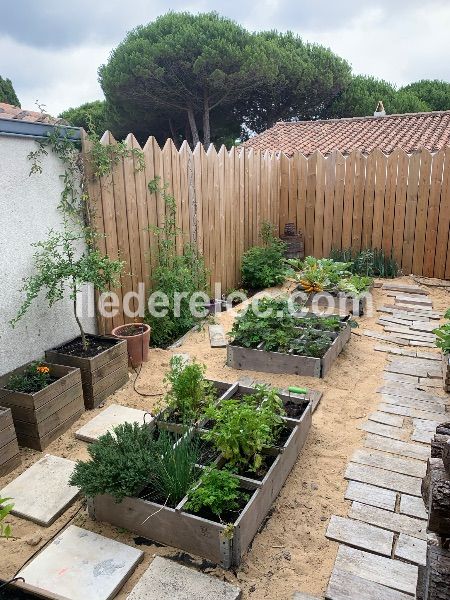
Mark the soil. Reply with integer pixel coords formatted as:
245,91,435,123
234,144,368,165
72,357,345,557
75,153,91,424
1,276,449,599
54,335,117,358
283,400,307,420
114,324,148,337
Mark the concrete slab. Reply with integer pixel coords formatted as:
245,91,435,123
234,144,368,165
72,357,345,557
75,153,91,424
75,404,151,443
0,455,79,526
125,556,241,600
209,324,227,348
17,525,143,600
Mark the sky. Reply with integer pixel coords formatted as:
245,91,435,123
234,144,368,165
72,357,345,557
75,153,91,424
1,0,450,116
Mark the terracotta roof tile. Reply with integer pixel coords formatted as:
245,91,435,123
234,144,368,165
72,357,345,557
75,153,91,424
0,102,65,125
243,111,450,156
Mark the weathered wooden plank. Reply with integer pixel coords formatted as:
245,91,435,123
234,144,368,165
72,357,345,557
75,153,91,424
411,428,434,444
345,462,422,496
377,385,447,404
359,420,409,442
394,533,427,566
384,361,442,378
378,316,418,327
400,494,428,520
351,448,426,478
381,394,447,414
369,412,405,428
326,567,413,600
410,321,437,332
391,294,432,306
378,402,446,420
333,545,418,595
361,330,410,346
349,501,427,540
344,481,397,511
364,434,430,461
326,515,394,557
383,372,419,385
375,344,417,356
382,284,429,295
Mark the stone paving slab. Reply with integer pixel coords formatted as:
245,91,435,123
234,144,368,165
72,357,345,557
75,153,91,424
350,448,426,478
75,404,151,443
333,546,418,595
364,433,430,462
209,324,227,347
125,556,241,599
394,533,427,566
0,455,79,526
326,567,413,600
368,412,404,428
400,494,428,520
345,462,422,496
326,515,394,557
344,481,397,511
17,525,143,600
349,501,427,540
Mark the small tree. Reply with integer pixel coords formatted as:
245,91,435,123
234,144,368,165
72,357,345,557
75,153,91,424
11,224,123,349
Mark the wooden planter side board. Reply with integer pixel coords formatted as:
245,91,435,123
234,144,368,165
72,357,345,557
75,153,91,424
45,337,128,409
0,363,84,451
88,392,312,568
0,407,21,476
227,322,351,378
305,292,369,317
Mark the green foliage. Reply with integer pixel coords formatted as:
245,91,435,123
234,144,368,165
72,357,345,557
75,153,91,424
59,100,109,135
399,80,450,112
0,497,14,539
6,362,52,394
88,128,145,178
203,385,285,471
241,222,287,289
163,356,217,423
70,423,156,502
338,275,374,295
10,225,123,349
185,468,249,518
144,178,208,348
329,248,399,278
0,76,20,106
433,309,450,354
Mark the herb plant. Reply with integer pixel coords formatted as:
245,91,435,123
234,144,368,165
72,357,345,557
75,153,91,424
185,468,249,518
6,363,52,393
433,309,450,354
330,248,399,278
0,497,14,539
203,385,285,471
163,356,217,423
144,178,209,348
241,222,287,289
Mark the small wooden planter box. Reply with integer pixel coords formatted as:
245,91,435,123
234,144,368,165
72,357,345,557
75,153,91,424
0,407,21,476
0,363,84,451
443,353,450,392
227,321,351,378
88,382,312,568
46,336,128,409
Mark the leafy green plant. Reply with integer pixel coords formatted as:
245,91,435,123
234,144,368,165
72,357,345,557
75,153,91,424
163,356,217,423
10,224,123,350
290,331,334,358
6,363,52,394
291,256,352,292
0,497,14,539
144,178,209,348
337,275,373,295
433,309,450,354
203,385,285,471
241,222,287,289
70,422,156,502
185,468,249,518
330,248,399,278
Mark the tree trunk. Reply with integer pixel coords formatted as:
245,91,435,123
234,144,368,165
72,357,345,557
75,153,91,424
168,118,179,149
203,93,211,149
187,107,200,147
73,286,87,350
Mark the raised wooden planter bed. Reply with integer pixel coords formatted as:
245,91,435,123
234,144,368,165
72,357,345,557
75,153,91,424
227,319,351,378
0,407,21,476
0,363,84,451
88,382,312,568
46,336,128,409
303,291,370,317
443,354,450,393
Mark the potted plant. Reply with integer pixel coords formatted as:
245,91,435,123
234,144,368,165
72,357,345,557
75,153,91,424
11,224,127,409
0,361,83,450
111,323,151,367
433,309,450,392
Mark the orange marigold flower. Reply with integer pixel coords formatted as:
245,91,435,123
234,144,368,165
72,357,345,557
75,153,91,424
36,365,50,374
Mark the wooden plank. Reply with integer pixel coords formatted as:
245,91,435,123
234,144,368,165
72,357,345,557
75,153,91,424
381,394,447,414
383,372,419,385
371,149,388,249
331,151,345,250
344,481,397,511
279,152,290,236
361,330,410,346
305,152,317,255
434,147,450,278
369,412,404,428
326,515,394,557
359,421,409,442
364,433,430,461
402,151,421,274
351,448,426,478
382,148,399,255
391,149,409,266
349,501,427,540
378,403,446,420
375,343,416,356
382,283,429,295
322,151,336,257
326,567,413,600
341,150,356,248
351,151,365,252
313,151,326,257
378,317,418,327
400,494,428,520
423,149,445,277
333,545,418,595
361,149,376,249
345,462,422,496
412,149,433,275
394,533,427,566
296,152,308,239
377,385,446,404
391,294,432,306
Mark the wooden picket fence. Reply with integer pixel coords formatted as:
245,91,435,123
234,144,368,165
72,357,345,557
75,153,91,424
82,132,450,331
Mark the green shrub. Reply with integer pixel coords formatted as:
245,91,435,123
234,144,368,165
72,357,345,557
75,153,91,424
6,362,52,393
337,274,373,295
330,248,399,278
185,468,249,518
241,222,286,289
433,309,450,354
0,497,14,539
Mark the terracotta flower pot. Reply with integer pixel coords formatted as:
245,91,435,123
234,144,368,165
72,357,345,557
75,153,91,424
111,323,151,367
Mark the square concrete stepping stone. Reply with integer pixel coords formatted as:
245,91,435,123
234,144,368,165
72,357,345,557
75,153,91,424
326,515,394,556
369,411,404,428
345,481,396,511
349,501,427,540
394,533,427,566
17,525,143,600
0,455,79,526
326,566,413,600
364,433,430,462
333,546,418,595
75,404,151,443
125,556,241,600
400,494,428,520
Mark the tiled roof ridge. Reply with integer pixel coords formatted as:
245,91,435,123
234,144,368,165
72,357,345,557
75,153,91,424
272,109,450,127
0,102,67,125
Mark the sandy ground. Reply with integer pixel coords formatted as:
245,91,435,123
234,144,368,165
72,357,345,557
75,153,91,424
1,276,449,599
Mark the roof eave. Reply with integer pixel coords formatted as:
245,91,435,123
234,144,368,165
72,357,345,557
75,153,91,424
0,118,81,141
